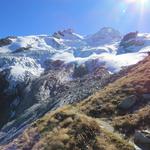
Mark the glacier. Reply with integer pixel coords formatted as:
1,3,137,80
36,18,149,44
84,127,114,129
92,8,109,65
0,27,149,88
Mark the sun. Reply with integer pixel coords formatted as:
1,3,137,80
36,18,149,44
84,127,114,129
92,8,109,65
137,0,148,12
126,0,148,5
125,0,148,9
138,0,148,5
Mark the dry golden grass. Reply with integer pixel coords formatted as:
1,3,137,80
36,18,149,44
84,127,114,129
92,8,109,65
77,55,150,137
31,106,134,150
2,106,135,150
113,105,150,135
79,56,150,112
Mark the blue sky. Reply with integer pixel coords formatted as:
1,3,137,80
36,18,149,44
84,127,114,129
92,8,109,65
0,0,150,37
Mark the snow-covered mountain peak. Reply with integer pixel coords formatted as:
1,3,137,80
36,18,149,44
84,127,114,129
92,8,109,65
85,27,122,46
52,28,83,40
0,28,150,90
97,27,121,36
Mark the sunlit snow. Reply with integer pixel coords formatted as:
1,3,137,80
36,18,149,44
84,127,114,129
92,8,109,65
0,28,149,88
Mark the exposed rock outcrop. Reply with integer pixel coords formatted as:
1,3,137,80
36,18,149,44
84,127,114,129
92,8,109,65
0,37,12,47
118,95,137,110
134,130,150,150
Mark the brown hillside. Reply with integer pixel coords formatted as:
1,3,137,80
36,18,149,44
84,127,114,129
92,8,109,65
79,55,150,135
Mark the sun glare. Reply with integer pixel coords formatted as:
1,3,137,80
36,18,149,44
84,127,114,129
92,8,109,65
126,0,148,5
125,0,148,11
138,0,148,13
139,0,148,5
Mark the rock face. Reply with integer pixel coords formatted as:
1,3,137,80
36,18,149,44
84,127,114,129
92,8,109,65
121,31,138,43
13,46,32,53
53,28,81,40
0,37,12,47
118,31,145,54
0,71,13,128
73,64,88,78
134,130,150,150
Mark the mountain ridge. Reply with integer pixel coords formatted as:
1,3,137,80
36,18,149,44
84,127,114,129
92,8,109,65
0,27,150,149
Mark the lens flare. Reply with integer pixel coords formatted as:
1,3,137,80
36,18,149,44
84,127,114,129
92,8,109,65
125,0,148,5
139,0,148,6
125,0,148,11
138,0,148,12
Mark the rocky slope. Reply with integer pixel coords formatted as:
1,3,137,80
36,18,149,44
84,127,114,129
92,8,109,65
0,28,150,149
1,54,150,150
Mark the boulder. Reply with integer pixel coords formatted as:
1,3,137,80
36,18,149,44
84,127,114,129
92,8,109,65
142,94,150,101
73,64,88,78
134,130,150,150
118,95,137,110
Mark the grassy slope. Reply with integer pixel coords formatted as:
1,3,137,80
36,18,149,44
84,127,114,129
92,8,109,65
2,106,134,150
2,55,150,150
79,55,150,135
